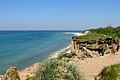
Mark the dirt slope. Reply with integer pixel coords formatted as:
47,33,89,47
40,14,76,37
76,51,120,80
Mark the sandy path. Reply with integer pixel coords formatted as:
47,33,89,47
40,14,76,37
77,52,120,80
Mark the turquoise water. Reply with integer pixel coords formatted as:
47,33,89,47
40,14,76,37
0,30,81,74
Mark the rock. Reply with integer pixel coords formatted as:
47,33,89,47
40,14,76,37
64,69,68,73
71,37,120,59
1,66,20,80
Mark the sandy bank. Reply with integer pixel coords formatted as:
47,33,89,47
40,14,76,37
68,50,120,80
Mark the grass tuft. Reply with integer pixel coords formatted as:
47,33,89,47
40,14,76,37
75,32,107,41
27,59,82,80
98,64,120,80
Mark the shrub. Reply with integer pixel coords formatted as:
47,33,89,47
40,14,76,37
89,26,120,38
28,59,82,80
98,64,120,80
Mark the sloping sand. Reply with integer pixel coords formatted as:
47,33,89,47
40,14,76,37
18,63,39,80
76,51,120,80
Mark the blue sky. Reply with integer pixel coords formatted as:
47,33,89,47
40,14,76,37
0,0,120,30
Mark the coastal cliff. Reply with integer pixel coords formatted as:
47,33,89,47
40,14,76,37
71,32,120,59
1,26,120,80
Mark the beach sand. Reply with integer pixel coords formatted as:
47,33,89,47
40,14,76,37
64,31,88,36
76,51,120,80
18,63,39,80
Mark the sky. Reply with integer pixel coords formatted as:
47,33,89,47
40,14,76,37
0,0,120,30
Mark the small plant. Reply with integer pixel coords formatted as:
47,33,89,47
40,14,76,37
36,59,61,80
63,74,74,80
64,63,82,80
28,59,82,80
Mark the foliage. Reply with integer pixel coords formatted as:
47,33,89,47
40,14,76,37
27,59,82,80
64,64,82,80
75,32,107,41
89,26,120,38
99,64,120,80
58,53,76,60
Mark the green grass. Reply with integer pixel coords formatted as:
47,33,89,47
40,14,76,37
64,64,82,80
89,26,120,38
75,32,107,41
27,59,82,80
99,64,120,80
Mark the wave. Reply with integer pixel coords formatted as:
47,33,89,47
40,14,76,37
48,44,71,59
64,32,85,36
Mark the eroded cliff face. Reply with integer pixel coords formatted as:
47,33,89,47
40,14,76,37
0,67,20,80
0,63,39,80
71,37,120,59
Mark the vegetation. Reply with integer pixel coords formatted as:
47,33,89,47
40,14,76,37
89,26,120,38
28,26,120,80
58,52,76,59
28,59,82,80
98,64,120,80
74,26,120,42
75,32,107,41
72,26,120,80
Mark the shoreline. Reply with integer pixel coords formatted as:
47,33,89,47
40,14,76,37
64,32,86,36
17,44,72,80
48,44,71,59
18,31,87,79
48,31,88,59
0,31,86,80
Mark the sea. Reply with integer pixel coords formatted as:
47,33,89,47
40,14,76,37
0,30,82,74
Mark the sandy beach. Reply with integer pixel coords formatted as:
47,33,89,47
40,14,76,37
65,32,87,36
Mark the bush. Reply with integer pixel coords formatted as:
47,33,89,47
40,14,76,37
98,64,120,80
28,59,82,80
89,26,120,38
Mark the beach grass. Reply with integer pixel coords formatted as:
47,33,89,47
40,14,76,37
75,32,107,41
98,64,120,80
89,26,120,38
27,59,82,80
